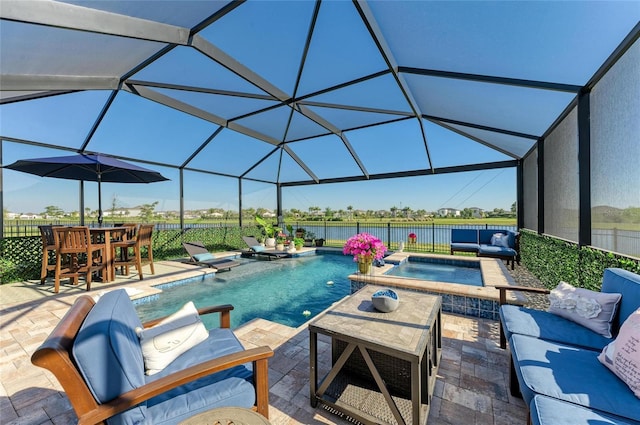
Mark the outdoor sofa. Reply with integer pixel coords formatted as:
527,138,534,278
450,228,520,269
31,289,273,425
497,268,640,425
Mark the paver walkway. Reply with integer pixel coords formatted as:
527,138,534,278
0,260,528,425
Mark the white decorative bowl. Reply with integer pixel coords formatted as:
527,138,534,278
371,288,399,312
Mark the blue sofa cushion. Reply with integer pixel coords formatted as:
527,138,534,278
145,328,255,425
500,304,612,350
478,244,517,258
507,230,518,248
510,334,640,421
73,289,147,425
451,229,478,244
530,395,640,425
601,268,640,332
479,229,507,245
450,242,479,252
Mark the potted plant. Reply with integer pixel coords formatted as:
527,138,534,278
295,227,306,238
255,215,281,247
315,237,325,247
408,232,417,243
293,237,304,250
304,231,316,247
343,232,387,274
276,233,286,251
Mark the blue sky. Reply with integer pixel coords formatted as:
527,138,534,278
2,147,516,214
3,1,637,215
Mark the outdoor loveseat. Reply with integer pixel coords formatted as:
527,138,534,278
31,289,273,425
497,268,640,425
450,228,520,269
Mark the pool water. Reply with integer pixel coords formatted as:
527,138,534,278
135,254,355,329
386,260,482,286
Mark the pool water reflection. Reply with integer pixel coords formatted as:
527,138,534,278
135,254,355,329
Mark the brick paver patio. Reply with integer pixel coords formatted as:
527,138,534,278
0,260,528,425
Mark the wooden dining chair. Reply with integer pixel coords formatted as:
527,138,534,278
38,225,59,284
111,223,138,276
112,224,155,280
52,226,106,293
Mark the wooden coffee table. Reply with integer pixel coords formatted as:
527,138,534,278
309,285,442,425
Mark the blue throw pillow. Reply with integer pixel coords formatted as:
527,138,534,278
251,245,266,252
193,252,215,261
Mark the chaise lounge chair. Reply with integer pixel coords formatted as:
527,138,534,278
241,236,290,260
182,241,241,271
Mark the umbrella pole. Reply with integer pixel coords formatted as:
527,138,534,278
98,175,103,226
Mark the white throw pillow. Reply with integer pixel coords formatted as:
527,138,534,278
136,301,209,375
490,233,509,248
598,308,640,398
548,281,622,338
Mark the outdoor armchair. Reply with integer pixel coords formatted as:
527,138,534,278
31,289,273,424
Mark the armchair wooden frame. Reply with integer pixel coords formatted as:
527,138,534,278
31,296,274,425
494,285,551,349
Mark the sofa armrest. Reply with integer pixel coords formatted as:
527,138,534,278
495,285,550,349
143,304,235,329
494,285,549,306
76,345,274,425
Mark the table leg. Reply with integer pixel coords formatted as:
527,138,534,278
310,330,318,407
411,359,422,425
104,231,113,282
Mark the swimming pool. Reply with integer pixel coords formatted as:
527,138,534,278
135,254,355,329
349,253,521,321
386,258,482,286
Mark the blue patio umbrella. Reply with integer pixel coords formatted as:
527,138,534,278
4,153,169,225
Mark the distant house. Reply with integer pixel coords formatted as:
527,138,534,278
469,207,484,218
104,207,141,217
438,208,460,217
19,213,41,219
262,210,276,218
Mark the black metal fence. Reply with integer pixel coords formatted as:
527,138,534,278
288,221,517,253
2,220,233,237
2,220,637,284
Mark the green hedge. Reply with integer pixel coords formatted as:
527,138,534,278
520,229,640,291
0,225,261,284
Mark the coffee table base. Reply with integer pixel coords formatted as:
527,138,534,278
320,372,430,425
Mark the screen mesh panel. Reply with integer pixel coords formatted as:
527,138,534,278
522,150,538,232
544,108,578,242
590,39,640,258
